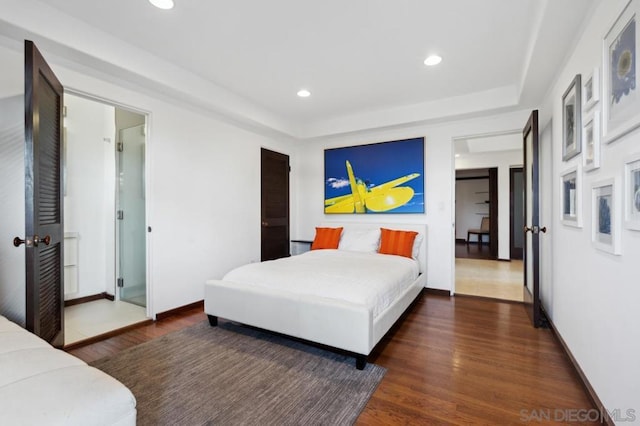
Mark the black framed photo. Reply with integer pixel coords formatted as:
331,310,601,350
562,74,582,161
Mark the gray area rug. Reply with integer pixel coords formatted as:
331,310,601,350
92,320,385,425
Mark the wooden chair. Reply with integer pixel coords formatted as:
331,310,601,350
467,217,490,245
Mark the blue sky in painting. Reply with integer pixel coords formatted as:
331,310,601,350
324,137,424,213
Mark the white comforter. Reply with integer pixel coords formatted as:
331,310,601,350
223,249,420,318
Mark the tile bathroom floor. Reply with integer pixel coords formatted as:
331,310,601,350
64,299,148,345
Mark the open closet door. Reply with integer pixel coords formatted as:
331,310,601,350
19,40,65,347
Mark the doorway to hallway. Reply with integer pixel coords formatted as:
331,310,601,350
453,131,524,302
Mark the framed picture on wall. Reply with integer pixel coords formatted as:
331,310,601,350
591,178,621,254
582,110,601,171
602,0,640,143
562,74,582,161
583,67,600,112
324,137,425,214
624,153,640,230
560,165,582,227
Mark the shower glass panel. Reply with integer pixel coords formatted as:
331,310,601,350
117,124,146,307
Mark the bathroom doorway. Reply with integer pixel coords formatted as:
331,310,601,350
63,93,148,345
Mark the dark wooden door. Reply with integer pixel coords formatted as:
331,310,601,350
261,148,290,261
488,167,498,259
23,40,65,346
522,110,546,328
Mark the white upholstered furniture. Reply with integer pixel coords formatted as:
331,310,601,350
0,315,136,425
205,222,426,369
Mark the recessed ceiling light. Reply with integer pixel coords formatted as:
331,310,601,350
297,89,311,98
424,55,442,66
149,0,174,10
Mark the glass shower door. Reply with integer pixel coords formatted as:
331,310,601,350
117,124,146,307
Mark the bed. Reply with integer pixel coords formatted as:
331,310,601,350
204,222,427,369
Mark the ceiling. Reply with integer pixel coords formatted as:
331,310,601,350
454,133,522,157
1,0,597,138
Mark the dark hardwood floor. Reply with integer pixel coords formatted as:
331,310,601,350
68,295,597,425
359,295,596,424
455,240,495,260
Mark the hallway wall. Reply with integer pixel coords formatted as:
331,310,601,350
539,0,640,414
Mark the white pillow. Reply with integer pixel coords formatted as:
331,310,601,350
412,232,423,260
338,228,381,253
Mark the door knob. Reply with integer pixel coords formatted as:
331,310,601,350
34,235,51,246
524,226,547,234
13,235,50,247
13,237,27,247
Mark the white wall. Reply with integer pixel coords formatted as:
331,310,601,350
115,109,145,131
539,0,640,416
456,150,523,259
293,110,530,291
539,120,555,321
455,178,490,242
0,95,25,325
64,94,116,300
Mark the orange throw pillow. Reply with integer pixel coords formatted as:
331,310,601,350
311,227,343,250
378,228,418,258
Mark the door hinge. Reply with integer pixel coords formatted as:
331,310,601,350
117,277,124,288
117,210,124,220
117,142,124,152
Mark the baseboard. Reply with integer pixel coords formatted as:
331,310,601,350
155,300,204,321
455,239,490,246
542,306,613,426
64,292,114,307
63,319,153,351
424,288,450,297
454,293,523,305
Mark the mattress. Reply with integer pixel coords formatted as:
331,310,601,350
223,249,420,318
